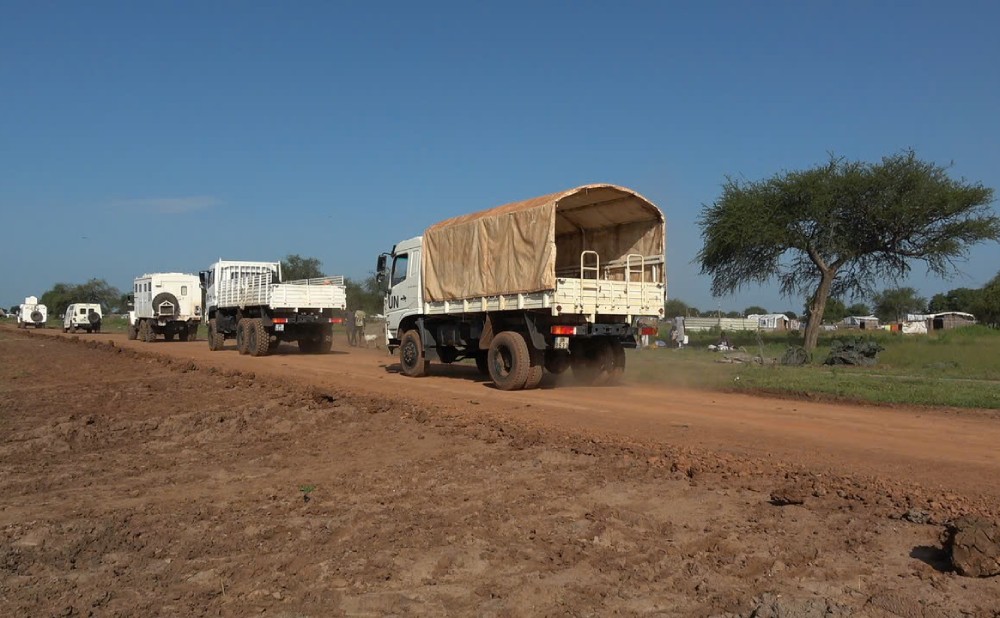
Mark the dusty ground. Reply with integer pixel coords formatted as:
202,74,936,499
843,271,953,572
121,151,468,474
2,326,999,616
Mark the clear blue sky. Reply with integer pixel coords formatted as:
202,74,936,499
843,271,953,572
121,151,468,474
3,1,999,313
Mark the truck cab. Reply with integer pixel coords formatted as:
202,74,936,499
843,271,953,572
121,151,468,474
380,236,423,351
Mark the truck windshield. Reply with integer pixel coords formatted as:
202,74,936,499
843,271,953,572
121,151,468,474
391,254,409,287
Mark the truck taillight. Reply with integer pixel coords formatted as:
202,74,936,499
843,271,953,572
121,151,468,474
550,325,577,336
640,327,658,336
330,318,343,324
273,317,288,324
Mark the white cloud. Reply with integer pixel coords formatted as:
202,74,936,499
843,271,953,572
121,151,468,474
112,196,221,214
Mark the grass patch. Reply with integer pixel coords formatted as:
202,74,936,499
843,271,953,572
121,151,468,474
631,325,1000,409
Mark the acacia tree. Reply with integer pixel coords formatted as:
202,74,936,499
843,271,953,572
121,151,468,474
698,152,998,351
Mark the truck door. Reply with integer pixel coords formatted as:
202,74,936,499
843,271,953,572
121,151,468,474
386,249,420,337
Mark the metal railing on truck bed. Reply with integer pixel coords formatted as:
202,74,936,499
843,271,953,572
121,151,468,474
216,273,347,311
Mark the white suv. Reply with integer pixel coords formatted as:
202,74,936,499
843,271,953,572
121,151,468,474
63,303,103,333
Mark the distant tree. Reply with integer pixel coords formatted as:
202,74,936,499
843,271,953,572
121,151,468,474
724,310,742,318
873,287,926,323
783,310,798,320
345,274,385,315
743,305,768,316
40,283,75,316
698,151,999,351
928,287,981,314
280,254,324,281
663,298,689,318
804,297,847,324
75,278,122,312
973,272,1000,328
846,302,871,316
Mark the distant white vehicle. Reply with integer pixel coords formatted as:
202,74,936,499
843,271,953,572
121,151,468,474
17,296,47,329
63,303,103,333
127,273,202,342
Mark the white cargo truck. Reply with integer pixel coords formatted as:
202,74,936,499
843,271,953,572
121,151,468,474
63,303,103,333
377,184,666,390
17,296,48,329
200,260,347,356
127,273,202,342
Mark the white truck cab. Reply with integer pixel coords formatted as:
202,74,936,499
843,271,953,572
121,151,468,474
63,303,103,333
380,236,423,346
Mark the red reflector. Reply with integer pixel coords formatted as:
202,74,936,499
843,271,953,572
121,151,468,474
550,325,577,336
272,318,288,324
330,318,343,324
640,327,658,336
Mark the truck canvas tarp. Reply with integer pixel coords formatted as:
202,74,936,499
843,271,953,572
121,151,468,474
422,184,665,302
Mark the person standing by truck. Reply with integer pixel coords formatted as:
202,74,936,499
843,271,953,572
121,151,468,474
354,308,367,347
345,307,356,346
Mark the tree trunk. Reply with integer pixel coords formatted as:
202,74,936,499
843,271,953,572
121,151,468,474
803,271,835,352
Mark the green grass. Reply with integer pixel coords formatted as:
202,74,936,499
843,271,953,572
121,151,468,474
631,326,1000,409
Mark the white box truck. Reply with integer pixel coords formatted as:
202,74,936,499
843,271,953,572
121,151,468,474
17,296,48,329
63,303,103,333
127,273,202,342
200,260,347,356
376,184,666,390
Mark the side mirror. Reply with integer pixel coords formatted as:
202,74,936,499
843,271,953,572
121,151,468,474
198,271,208,286
376,254,388,275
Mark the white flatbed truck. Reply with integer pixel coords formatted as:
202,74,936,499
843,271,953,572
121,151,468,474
377,184,666,390
201,260,347,356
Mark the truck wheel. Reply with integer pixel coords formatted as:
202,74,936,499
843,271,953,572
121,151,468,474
573,338,614,385
164,332,175,342
544,350,571,375
94,322,101,333
248,319,270,357
178,327,189,342
127,323,138,340
268,337,281,352
488,331,531,391
207,319,224,351
187,324,198,341
608,339,626,384
399,330,427,377
475,351,490,376
236,320,250,355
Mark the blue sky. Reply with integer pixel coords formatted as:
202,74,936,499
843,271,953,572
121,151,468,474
2,1,998,313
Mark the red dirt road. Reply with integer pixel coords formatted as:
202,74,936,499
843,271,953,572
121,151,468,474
64,328,1000,510
4,326,1000,616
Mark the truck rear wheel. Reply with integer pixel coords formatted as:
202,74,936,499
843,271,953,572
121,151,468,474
488,331,531,391
139,319,156,343
544,350,571,375
399,330,427,377
608,339,626,384
207,319,224,351
248,319,270,357
127,322,138,340
236,320,250,355
475,351,489,375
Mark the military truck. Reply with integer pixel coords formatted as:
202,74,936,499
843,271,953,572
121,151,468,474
201,260,347,356
127,273,202,342
377,184,666,390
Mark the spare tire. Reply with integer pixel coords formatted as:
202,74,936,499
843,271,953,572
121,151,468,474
151,293,180,317
87,310,101,324
30,310,43,322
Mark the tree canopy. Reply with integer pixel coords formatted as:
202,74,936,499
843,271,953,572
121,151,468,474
280,254,324,281
40,279,123,315
743,305,768,316
872,287,926,323
698,151,998,350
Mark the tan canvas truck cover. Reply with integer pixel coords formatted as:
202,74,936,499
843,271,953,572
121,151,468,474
422,184,665,302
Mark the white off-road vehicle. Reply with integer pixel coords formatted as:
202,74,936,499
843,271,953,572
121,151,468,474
127,273,202,342
63,303,103,333
17,296,48,329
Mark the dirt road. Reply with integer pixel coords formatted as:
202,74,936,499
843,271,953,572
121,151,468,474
3,326,1000,616
50,327,1000,509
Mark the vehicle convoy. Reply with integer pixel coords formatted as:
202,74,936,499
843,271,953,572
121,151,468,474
63,303,103,333
17,296,48,329
377,183,666,390
201,260,347,356
127,273,202,342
